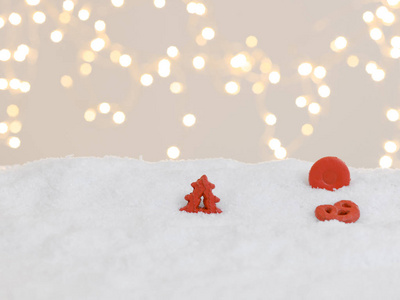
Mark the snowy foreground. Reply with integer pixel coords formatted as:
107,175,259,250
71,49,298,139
1,157,400,299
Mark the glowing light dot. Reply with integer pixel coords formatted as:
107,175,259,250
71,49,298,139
82,51,95,63
298,62,313,76
193,56,205,70
230,54,248,68
387,109,399,121
0,49,11,62
9,121,22,134
379,155,392,168
391,36,400,48
274,147,287,159
167,146,180,159
385,141,397,153
140,74,153,86
9,79,21,90
224,81,240,95
98,102,111,114
387,0,400,7
60,75,73,88
111,0,124,7
252,82,265,94
0,78,8,90
167,46,179,58
8,137,21,149
158,59,171,77
268,138,281,150
78,9,90,21
201,27,215,40
383,12,395,24
318,85,330,98
363,11,374,23
372,69,385,82
332,36,347,52
154,0,166,8
0,123,8,134
370,28,383,41
9,13,22,26
20,82,31,93
50,30,63,43
365,61,377,74
7,105,19,117
308,102,321,114
391,48,400,59
110,50,121,63
84,109,96,122
80,63,92,76
246,36,258,48
302,124,314,136
195,3,206,15
183,114,196,127
95,20,106,31
313,66,326,79
376,6,389,19
90,38,105,52
113,111,125,124
187,2,197,13
63,0,74,11
58,12,71,24
295,96,307,108
26,0,40,5
33,11,46,24
14,51,26,62
269,71,280,84
119,54,132,67
265,114,277,126
170,82,183,94
347,55,359,67
0,17,4,29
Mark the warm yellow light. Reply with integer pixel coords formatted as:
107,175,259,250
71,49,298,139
313,66,326,79
78,9,90,21
363,11,374,23
50,30,63,43
318,85,330,98
264,114,277,126
385,141,398,153
84,109,96,122
8,137,21,149
252,82,265,94
33,11,46,24
274,147,287,159
379,155,392,168
390,48,400,59
0,49,11,62
308,102,321,114
183,114,196,127
158,59,171,77
111,0,124,7
167,46,179,58
140,74,153,86
110,50,121,63
376,6,389,19
170,82,183,94
95,20,106,31
98,102,111,114
20,81,31,93
80,63,92,76
370,28,383,41
0,17,4,29
7,105,19,117
391,36,400,48
333,36,347,51
0,78,8,90
387,0,400,7
193,56,205,70
301,124,313,136
365,61,377,74
387,109,399,121
246,36,258,48
9,121,22,134
119,54,132,67
187,2,197,13
0,123,8,134
60,75,73,88
268,138,281,150
269,71,280,84
13,51,26,62
9,13,22,26
9,79,21,90
224,81,240,95
371,69,385,81
383,12,395,25
90,38,105,52
167,146,180,159
295,96,307,108
195,3,206,15
298,62,312,76
58,12,71,24
154,0,166,8
113,111,126,124
63,0,74,11
201,27,215,40
260,59,272,73
347,55,359,67
230,54,248,68
82,50,95,63
26,0,40,5
195,35,207,46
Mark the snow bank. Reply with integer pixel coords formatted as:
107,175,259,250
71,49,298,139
1,157,400,299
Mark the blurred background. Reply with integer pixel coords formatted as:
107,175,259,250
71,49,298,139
0,0,399,168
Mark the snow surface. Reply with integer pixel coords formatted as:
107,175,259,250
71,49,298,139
1,157,400,299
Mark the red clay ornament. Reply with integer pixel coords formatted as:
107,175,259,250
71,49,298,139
309,156,350,191
180,175,222,214
315,200,360,223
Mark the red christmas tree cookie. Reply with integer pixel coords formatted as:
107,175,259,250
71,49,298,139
180,175,222,214
315,200,360,223
309,156,350,191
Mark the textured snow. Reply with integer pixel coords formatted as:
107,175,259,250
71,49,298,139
1,157,400,299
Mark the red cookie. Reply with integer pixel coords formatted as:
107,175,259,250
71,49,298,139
315,200,360,223
309,156,350,191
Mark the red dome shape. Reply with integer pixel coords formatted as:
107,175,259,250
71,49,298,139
309,156,350,191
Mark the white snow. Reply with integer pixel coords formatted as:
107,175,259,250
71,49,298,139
1,157,400,299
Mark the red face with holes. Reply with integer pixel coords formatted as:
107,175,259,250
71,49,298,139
315,200,360,223
309,157,351,191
